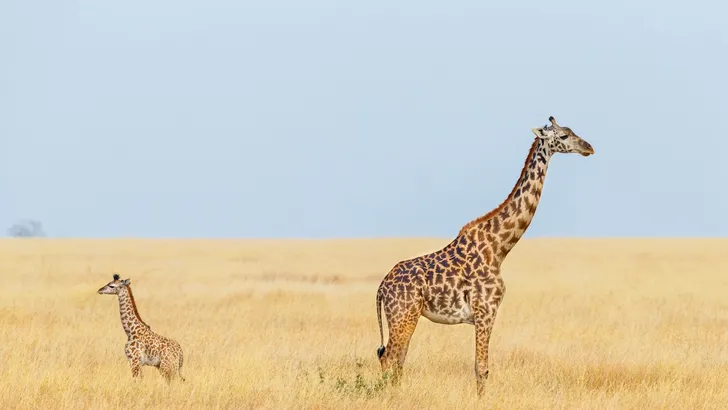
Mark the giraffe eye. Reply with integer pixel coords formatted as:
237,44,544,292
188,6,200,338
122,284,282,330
559,135,568,140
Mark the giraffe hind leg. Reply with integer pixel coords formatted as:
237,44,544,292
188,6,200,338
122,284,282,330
157,354,185,382
159,363,172,383
379,292,423,385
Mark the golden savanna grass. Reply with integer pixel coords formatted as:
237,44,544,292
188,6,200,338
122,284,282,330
1,238,728,409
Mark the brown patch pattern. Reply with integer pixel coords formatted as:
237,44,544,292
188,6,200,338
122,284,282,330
375,119,594,396
98,277,185,382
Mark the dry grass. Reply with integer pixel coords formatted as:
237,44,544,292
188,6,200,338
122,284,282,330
1,238,728,409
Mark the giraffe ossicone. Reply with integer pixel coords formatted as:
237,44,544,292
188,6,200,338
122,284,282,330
98,274,186,382
375,116,594,396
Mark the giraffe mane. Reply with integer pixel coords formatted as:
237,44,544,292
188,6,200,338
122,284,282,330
126,285,152,329
458,137,540,235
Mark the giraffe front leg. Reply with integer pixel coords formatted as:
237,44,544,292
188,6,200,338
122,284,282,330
472,285,505,397
129,357,143,379
125,340,143,379
473,311,496,396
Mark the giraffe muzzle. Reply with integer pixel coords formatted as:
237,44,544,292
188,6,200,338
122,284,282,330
579,141,594,156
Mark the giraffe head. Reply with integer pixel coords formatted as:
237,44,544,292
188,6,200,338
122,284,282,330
97,273,131,295
531,116,594,156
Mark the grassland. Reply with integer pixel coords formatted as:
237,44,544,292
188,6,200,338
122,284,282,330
1,238,727,409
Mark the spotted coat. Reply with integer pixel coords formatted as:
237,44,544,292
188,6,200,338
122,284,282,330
98,275,186,382
375,116,594,396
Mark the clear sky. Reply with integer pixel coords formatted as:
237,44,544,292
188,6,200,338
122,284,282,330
2,0,727,238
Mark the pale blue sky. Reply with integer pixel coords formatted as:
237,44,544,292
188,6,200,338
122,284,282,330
2,0,726,238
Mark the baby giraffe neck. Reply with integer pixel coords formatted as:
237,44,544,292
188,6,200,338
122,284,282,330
117,287,151,339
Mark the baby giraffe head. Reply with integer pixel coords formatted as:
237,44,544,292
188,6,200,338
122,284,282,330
531,116,594,157
98,274,131,295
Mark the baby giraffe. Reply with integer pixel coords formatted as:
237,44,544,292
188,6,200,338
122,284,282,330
98,274,185,382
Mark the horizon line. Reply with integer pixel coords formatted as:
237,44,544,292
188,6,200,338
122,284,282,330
2,235,727,241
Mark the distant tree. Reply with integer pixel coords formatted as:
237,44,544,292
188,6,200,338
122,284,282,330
7,219,46,238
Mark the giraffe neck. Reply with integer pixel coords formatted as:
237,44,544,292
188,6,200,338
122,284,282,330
116,286,151,339
459,137,552,266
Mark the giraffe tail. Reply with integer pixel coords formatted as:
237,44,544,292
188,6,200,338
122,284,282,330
376,286,386,359
178,349,186,382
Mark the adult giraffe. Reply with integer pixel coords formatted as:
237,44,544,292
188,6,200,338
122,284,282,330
375,116,594,396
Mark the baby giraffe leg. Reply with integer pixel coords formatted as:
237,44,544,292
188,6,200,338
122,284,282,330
128,357,143,379
125,341,144,379
159,358,175,383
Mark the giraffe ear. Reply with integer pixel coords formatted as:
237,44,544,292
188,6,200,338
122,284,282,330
122,279,131,286
531,127,548,139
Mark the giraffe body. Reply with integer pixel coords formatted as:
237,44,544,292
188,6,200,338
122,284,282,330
376,116,594,396
98,274,186,382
